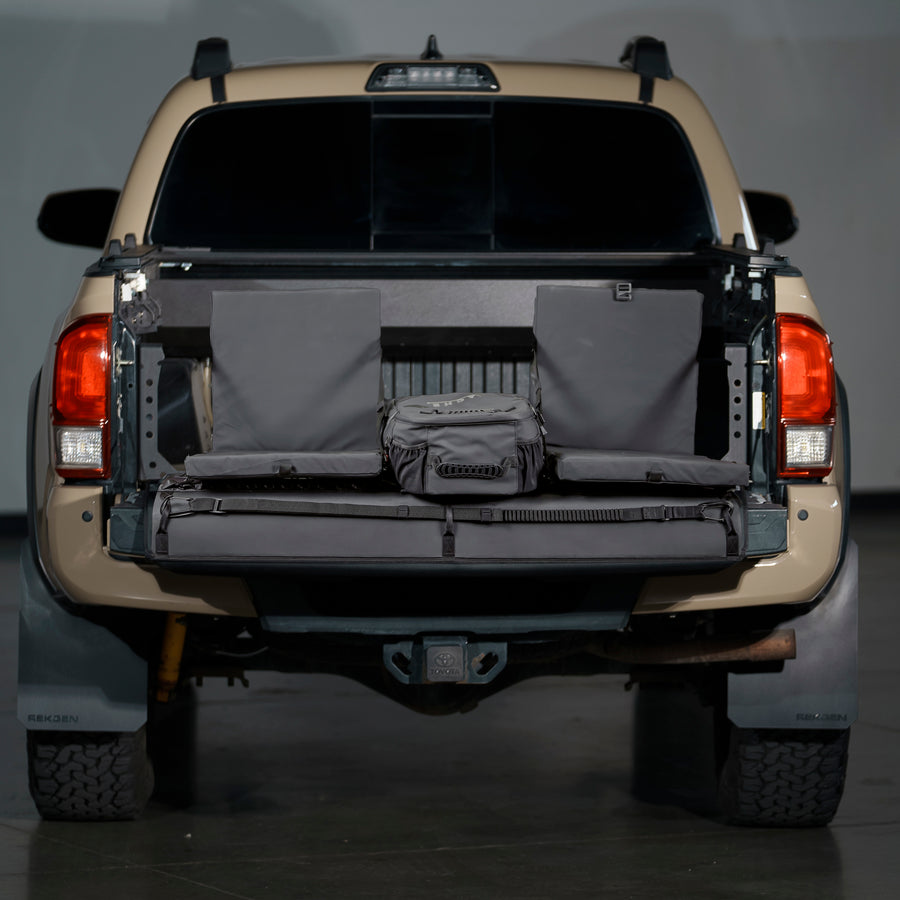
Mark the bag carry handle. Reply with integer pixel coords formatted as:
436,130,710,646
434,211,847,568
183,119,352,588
432,457,513,479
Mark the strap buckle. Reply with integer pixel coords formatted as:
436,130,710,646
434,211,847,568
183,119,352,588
698,501,726,522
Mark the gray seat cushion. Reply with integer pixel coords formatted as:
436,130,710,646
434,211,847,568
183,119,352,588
184,450,384,479
548,447,749,487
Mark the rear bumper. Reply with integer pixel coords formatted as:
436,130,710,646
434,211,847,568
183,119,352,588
36,481,842,619
38,484,255,615
635,484,843,613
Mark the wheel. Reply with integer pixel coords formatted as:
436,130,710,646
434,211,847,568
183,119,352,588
26,727,154,821
717,726,850,827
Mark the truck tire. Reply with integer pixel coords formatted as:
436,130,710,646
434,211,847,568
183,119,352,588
718,726,850,827
26,727,154,821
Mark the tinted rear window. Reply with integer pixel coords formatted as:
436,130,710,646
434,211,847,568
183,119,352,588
149,98,715,252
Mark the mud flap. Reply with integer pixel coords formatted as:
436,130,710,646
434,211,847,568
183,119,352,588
17,546,148,733
727,540,858,730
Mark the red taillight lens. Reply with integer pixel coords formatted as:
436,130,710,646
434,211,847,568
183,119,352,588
776,313,835,477
52,315,111,478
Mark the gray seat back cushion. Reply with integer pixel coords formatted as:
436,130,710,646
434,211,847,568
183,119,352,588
209,288,382,453
533,285,703,454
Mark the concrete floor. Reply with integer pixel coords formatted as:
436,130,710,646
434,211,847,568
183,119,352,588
1,507,898,899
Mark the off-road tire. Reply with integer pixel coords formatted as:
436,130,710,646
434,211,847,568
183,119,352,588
26,727,154,821
718,726,850,827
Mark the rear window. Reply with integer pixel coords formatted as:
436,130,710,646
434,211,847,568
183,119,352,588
149,98,715,252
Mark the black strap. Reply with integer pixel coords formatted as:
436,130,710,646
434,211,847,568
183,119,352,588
164,495,447,521
163,494,724,523
210,74,227,103
442,507,456,558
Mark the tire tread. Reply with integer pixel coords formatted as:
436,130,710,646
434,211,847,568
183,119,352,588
719,727,849,827
27,728,154,821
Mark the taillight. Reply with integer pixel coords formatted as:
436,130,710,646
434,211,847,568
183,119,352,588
776,313,835,478
52,314,112,479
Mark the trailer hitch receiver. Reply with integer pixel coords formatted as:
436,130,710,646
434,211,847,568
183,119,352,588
383,636,508,685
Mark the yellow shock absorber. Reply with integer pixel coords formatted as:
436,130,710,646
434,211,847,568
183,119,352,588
156,613,188,703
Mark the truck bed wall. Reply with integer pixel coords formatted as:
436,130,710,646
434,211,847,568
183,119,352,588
123,270,740,474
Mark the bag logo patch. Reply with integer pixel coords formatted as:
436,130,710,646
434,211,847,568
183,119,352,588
426,394,477,408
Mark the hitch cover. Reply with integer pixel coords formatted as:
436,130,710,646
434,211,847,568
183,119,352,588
383,636,508,685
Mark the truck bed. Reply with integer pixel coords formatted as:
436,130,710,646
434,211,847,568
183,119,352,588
106,253,780,581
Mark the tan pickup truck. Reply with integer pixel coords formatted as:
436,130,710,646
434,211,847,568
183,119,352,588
22,35,855,825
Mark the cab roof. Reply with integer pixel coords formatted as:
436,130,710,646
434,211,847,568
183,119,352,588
108,35,756,250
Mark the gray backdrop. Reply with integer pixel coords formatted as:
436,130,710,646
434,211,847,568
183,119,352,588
1,0,897,512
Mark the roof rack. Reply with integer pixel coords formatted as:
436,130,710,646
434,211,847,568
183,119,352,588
191,37,232,103
620,36,673,103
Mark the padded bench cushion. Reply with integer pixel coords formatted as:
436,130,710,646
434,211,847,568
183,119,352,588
151,485,745,564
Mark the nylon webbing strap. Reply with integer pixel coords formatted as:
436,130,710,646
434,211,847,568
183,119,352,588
167,495,447,521
163,495,720,524
156,491,738,557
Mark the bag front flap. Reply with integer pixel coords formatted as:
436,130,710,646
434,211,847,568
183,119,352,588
393,392,534,422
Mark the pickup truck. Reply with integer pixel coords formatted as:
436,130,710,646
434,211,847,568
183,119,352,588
22,35,856,826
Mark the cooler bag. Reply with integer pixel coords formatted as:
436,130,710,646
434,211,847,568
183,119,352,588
382,392,545,496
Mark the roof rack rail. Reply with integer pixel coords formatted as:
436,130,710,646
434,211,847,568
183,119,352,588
191,37,232,79
191,37,232,103
620,36,673,103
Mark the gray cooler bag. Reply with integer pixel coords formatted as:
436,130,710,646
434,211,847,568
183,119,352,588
382,393,545,496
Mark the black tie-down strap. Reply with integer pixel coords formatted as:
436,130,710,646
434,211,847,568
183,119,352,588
156,490,739,559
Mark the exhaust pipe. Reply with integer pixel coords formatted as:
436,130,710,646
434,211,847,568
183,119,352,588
590,629,796,665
